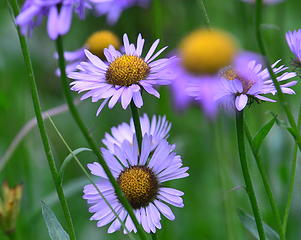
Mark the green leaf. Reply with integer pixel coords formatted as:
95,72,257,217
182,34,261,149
238,209,280,240
59,148,92,180
41,201,70,240
252,116,276,153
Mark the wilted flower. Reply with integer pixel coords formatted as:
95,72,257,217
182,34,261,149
286,29,301,67
69,33,175,115
94,0,150,25
83,120,188,233
241,0,284,5
0,182,23,235
215,53,297,111
55,30,120,75
103,113,171,153
15,0,104,39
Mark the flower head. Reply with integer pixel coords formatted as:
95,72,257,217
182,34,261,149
69,34,175,115
55,30,120,75
286,29,301,67
83,119,188,233
93,0,150,25
0,182,23,235
15,0,100,39
168,29,237,115
215,53,297,111
103,114,171,153
179,28,238,75
241,0,283,5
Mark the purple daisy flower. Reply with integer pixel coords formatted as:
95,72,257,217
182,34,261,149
69,33,175,115
241,0,284,4
93,0,150,25
15,0,100,39
215,53,297,111
102,114,171,153
286,29,301,63
171,58,219,116
54,30,121,75
83,131,189,233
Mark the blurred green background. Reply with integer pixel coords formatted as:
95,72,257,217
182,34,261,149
1,0,301,239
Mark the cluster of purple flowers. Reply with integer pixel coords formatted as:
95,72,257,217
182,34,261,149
15,0,300,235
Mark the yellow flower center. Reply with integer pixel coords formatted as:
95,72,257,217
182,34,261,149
85,31,120,59
179,29,237,75
117,166,158,209
106,55,150,86
222,67,254,93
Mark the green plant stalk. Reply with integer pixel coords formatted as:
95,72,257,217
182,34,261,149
47,116,135,238
282,104,301,232
255,0,301,149
244,123,285,240
55,36,147,240
198,0,211,28
8,1,76,240
236,111,266,240
130,101,143,152
151,233,157,240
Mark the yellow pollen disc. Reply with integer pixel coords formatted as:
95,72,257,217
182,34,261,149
118,166,158,209
222,68,238,80
106,55,150,86
85,30,120,59
222,67,254,93
179,28,238,75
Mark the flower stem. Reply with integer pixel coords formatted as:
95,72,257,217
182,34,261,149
235,111,266,240
8,1,76,240
130,101,143,151
151,233,157,240
244,122,285,240
198,0,211,28
255,0,301,149
282,104,301,233
55,37,147,240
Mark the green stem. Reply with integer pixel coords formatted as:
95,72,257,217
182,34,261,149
198,0,211,28
282,104,301,232
245,123,285,240
130,101,143,152
255,0,301,150
236,111,266,240
8,1,76,240
55,37,147,240
152,0,163,38
151,233,157,240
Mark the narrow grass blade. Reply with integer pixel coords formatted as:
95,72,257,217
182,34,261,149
252,116,276,154
59,148,92,181
41,201,70,240
238,209,279,240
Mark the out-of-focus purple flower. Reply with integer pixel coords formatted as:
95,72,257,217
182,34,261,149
15,0,104,39
55,30,120,75
93,0,150,25
215,53,297,111
171,57,220,117
83,119,188,233
69,33,175,115
241,0,284,4
185,76,220,117
168,28,238,116
286,29,301,64
102,113,171,153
